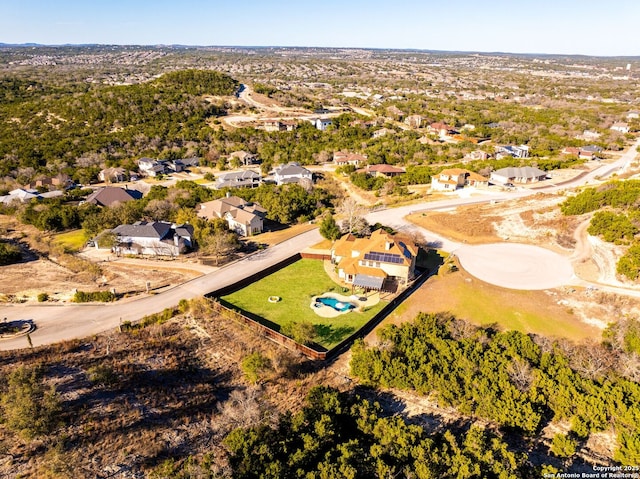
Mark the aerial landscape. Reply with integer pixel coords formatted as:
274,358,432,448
1,1,640,478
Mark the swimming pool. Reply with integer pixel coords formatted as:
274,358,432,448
315,296,355,312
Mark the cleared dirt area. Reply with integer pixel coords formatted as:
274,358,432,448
0,216,204,303
407,193,580,250
0,301,350,478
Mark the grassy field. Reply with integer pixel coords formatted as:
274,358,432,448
221,259,388,349
53,229,87,252
383,266,600,343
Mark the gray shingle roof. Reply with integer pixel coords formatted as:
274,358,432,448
112,221,172,239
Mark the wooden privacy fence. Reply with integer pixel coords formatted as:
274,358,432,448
209,300,328,360
208,266,431,361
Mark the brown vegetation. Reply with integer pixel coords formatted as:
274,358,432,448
0,300,343,478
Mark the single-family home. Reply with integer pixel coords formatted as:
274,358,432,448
365,164,405,178
314,118,333,131
0,188,63,205
386,106,405,121
490,166,547,184
496,145,530,159
331,229,419,291
137,158,166,177
464,150,491,161
111,221,194,257
228,151,260,167
263,120,297,132
579,130,601,141
431,168,488,191
99,167,127,183
197,195,266,236
333,152,367,167
273,163,313,185
581,145,604,154
84,187,142,207
611,122,630,133
215,170,262,190
25,174,72,191
373,128,395,138
627,111,640,120
428,122,456,138
179,158,200,169
561,147,600,160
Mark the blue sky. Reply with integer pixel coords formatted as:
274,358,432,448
1,0,638,56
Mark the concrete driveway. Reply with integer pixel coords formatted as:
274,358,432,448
453,243,575,290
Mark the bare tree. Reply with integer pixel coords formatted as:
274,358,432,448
337,197,369,235
217,388,263,430
507,358,534,392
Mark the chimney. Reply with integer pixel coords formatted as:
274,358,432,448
385,240,392,250
226,191,231,198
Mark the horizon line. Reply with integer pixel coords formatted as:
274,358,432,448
1,42,639,59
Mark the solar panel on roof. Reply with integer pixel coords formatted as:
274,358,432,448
364,251,404,264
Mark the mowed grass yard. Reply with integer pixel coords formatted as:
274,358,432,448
380,266,600,343
221,259,388,350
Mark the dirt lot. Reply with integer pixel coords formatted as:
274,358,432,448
406,193,579,250
0,216,205,303
0,299,348,478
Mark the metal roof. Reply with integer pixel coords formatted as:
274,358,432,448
353,274,385,290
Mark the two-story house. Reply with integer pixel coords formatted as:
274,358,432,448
273,163,313,185
431,168,488,191
215,170,262,189
197,195,266,236
331,230,419,291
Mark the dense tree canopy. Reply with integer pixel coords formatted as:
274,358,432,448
350,313,640,463
224,386,530,478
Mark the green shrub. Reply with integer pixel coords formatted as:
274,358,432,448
0,366,62,439
37,292,49,302
86,365,118,386
550,433,577,458
0,241,21,265
241,352,272,384
72,290,116,303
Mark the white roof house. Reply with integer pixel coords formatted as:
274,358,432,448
273,163,313,186
490,167,547,184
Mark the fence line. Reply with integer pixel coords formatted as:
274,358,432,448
209,300,327,360
208,262,431,361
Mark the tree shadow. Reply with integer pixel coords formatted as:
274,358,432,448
314,324,355,346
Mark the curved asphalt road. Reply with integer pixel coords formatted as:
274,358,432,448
1,139,638,350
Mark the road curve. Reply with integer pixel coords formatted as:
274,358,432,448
1,139,638,350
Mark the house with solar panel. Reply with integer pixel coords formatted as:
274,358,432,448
331,229,418,292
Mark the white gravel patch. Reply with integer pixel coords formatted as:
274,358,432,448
454,243,574,290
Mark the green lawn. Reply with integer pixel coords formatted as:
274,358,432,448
53,229,87,252
390,271,599,342
221,259,388,349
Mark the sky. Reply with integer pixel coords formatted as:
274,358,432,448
1,0,639,56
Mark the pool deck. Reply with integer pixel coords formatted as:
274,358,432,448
310,291,381,318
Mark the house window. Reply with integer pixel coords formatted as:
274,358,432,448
375,262,381,268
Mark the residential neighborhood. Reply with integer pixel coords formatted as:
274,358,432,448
1,39,639,478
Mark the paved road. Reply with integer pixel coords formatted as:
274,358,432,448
0,229,322,351
1,139,638,350
367,137,640,290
